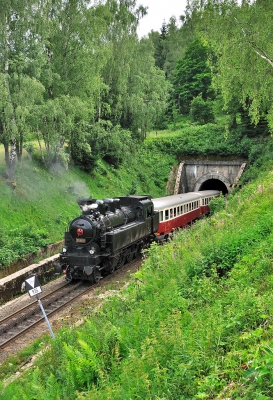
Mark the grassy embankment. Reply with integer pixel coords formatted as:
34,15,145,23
0,143,176,270
1,126,273,397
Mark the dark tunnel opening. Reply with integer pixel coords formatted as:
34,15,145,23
199,179,228,195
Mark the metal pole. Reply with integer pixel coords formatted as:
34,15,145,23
36,295,55,339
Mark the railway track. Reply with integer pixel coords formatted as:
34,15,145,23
0,280,95,349
0,257,141,367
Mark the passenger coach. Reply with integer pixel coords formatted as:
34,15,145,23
152,190,220,240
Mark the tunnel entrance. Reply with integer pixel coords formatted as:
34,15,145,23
199,178,228,195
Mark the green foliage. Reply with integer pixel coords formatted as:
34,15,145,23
145,123,252,158
193,0,273,132
173,37,214,114
208,193,226,215
0,226,50,269
240,138,273,184
70,139,97,173
190,94,214,124
90,123,134,168
0,338,45,382
0,0,172,178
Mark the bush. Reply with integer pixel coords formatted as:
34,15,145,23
0,226,50,269
70,140,97,173
209,193,226,215
90,123,135,168
190,94,215,124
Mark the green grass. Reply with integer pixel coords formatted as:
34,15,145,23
0,144,176,268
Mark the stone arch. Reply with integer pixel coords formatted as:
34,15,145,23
194,172,231,193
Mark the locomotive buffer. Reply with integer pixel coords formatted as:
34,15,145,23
25,274,55,339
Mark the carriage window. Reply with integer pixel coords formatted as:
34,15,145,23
177,207,180,216
189,203,191,211
165,210,169,220
170,208,173,218
181,205,183,214
160,211,163,221
174,207,177,217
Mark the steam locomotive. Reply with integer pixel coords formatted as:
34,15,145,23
56,190,219,282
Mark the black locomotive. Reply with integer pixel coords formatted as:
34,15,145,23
56,195,159,282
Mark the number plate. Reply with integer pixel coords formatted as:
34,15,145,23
28,286,42,297
76,238,86,243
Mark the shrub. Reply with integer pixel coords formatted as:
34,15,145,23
209,193,226,215
0,226,50,269
190,94,215,124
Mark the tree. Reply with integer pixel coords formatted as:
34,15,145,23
32,0,111,167
193,0,273,131
150,21,168,71
0,0,42,185
190,93,214,124
173,37,213,114
124,39,171,140
0,0,172,178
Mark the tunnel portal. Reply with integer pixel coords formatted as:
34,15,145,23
199,178,228,195
172,160,247,195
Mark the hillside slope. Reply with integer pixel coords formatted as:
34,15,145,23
1,147,273,398
0,145,176,269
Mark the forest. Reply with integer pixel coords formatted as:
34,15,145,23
1,0,272,187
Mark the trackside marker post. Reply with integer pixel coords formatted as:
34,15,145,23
24,274,55,340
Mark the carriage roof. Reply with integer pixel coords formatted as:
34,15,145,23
152,190,219,210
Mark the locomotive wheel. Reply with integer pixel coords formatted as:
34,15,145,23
135,243,142,258
117,254,126,269
65,267,74,282
126,248,135,263
92,268,102,283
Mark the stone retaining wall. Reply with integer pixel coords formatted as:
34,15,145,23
0,255,60,302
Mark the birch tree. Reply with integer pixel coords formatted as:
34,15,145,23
0,0,42,185
31,0,111,168
192,0,273,131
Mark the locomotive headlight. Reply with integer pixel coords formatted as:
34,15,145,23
62,247,67,253
89,249,95,255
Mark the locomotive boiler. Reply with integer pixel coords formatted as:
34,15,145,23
56,195,159,282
